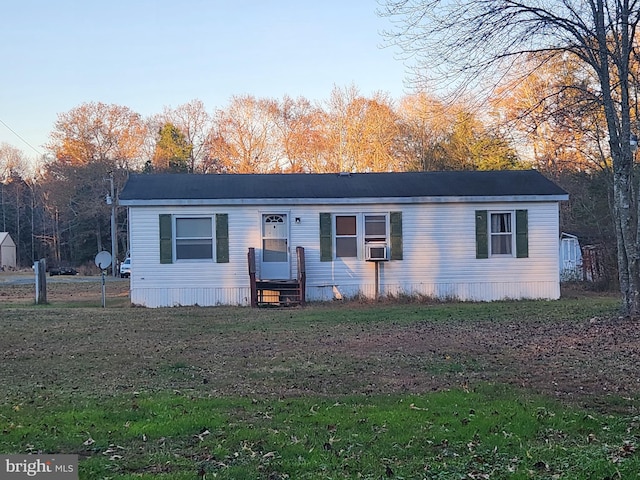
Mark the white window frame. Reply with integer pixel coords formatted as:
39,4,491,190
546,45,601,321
174,215,215,262
334,214,358,258
364,214,388,244
489,211,514,256
333,213,390,259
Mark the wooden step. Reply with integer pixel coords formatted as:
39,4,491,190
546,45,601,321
256,279,301,307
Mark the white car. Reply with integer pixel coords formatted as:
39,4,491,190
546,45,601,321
119,258,131,278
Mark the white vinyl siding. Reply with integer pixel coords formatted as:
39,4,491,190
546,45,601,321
130,207,253,307
127,200,560,307
307,202,557,302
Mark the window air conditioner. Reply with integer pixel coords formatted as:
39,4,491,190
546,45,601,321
365,242,388,261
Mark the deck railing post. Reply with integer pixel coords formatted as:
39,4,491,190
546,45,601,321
248,247,257,307
296,246,306,306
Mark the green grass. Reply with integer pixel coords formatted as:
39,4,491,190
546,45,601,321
1,385,638,479
0,288,634,478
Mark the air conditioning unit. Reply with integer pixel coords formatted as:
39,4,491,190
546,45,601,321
365,242,388,261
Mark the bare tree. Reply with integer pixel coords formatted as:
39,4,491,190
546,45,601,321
0,143,27,180
157,99,212,173
0,144,32,265
322,85,401,172
396,93,454,171
44,102,145,262
491,54,611,175
381,0,640,316
273,96,326,172
397,93,520,171
206,95,280,173
47,102,147,170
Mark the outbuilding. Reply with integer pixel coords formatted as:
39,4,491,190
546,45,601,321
559,232,583,281
118,170,568,307
0,232,17,270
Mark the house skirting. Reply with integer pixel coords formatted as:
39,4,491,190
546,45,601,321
130,280,559,308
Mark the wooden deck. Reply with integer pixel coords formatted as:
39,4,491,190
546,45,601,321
248,246,306,307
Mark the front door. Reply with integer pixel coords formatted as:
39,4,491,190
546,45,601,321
261,214,290,279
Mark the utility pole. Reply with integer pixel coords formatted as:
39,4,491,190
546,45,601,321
106,172,118,277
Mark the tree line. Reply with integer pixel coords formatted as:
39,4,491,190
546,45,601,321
0,75,616,283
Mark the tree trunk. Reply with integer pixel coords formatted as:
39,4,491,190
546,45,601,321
614,161,640,316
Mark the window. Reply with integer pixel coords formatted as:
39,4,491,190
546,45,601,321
320,212,403,262
262,214,288,262
335,215,357,257
490,212,512,255
175,217,213,260
475,209,528,259
159,214,229,264
365,215,387,242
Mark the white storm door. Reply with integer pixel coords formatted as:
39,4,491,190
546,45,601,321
261,214,290,279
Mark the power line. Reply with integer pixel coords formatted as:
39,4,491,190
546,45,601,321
0,118,43,156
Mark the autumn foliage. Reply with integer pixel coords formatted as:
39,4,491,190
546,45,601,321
0,82,608,270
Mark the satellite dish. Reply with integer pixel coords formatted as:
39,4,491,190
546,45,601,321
95,251,112,270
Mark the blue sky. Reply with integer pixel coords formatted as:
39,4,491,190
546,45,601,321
1,0,409,159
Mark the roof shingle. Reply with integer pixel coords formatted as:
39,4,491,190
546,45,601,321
119,170,567,203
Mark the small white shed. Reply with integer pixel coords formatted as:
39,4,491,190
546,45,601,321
559,232,582,281
0,232,17,270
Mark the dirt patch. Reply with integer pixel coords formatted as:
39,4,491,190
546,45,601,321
0,282,635,412
0,275,130,306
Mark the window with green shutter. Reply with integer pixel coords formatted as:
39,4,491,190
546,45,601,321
320,212,402,261
159,213,230,264
476,209,528,259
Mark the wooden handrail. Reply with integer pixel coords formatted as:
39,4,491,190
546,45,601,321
296,246,306,306
248,247,257,307
248,246,306,307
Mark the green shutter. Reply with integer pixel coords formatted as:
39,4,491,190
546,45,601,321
159,214,173,264
216,214,229,263
475,210,488,259
390,211,403,260
319,213,332,262
515,209,529,258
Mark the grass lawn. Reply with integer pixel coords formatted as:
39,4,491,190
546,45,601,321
0,279,638,478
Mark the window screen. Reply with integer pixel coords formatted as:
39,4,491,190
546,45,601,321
335,215,357,257
175,217,213,259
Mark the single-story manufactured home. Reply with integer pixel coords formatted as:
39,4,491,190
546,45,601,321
0,232,17,271
118,170,568,307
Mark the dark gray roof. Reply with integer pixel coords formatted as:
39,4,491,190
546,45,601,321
119,170,567,203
